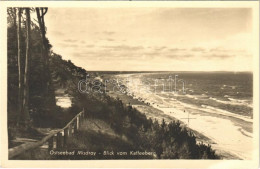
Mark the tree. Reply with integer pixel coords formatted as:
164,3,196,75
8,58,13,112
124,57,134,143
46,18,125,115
7,8,17,35
17,8,23,125
36,7,56,111
36,8,49,88
36,8,48,51
21,8,31,126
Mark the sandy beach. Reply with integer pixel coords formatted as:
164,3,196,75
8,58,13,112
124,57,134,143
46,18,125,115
106,73,253,160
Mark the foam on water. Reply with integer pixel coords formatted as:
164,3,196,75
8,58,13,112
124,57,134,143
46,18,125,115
115,72,253,159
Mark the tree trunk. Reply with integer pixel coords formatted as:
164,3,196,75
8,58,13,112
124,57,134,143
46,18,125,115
17,8,23,126
13,8,17,47
36,8,56,111
21,8,31,125
36,8,49,93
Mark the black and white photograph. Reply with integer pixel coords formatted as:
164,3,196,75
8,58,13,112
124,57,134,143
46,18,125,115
1,1,259,168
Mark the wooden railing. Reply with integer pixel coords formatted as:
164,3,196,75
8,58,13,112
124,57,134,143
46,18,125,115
8,109,85,159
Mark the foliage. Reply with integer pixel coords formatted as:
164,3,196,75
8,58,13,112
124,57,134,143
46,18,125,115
8,8,60,130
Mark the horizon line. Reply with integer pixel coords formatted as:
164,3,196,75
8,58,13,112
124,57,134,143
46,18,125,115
86,70,253,73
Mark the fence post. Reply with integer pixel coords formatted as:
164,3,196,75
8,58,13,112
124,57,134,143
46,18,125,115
57,132,63,149
78,115,81,127
64,128,69,147
80,113,83,126
79,114,82,127
74,121,78,133
77,116,79,130
69,124,73,136
8,110,86,159
48,136,54,150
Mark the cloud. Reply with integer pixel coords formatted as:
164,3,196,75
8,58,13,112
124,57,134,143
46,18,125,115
85,45,95,48
143,51,161,58
210,47,232,52
64,39,78,43
72,52,86,57
101,45,144,51
58,43,79,48
191,47,205,52
168,48,186,52
48,30,65,36
99,38,115,41
72,51,102,58
106,38,114,41
102,31,115,35
209,47,247,53
72,51,140,60
209,54,235,59
165,54,193,59
154,46,167,51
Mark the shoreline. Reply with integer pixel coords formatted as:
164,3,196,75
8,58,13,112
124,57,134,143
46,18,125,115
104,73,253,160
107,90,241,160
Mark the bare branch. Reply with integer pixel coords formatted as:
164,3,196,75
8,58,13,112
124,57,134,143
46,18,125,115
42,8,48,16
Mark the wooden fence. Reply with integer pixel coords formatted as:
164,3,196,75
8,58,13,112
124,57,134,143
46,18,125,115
8,109,85,159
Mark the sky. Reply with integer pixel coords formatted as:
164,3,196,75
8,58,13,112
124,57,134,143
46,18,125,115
45,8,253,71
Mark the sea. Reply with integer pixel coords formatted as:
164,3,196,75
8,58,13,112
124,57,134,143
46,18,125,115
105,71,254,159
111,71,254,159
118,71,253,119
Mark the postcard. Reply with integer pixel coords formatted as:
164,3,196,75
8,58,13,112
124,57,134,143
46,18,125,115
0,1,259,168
